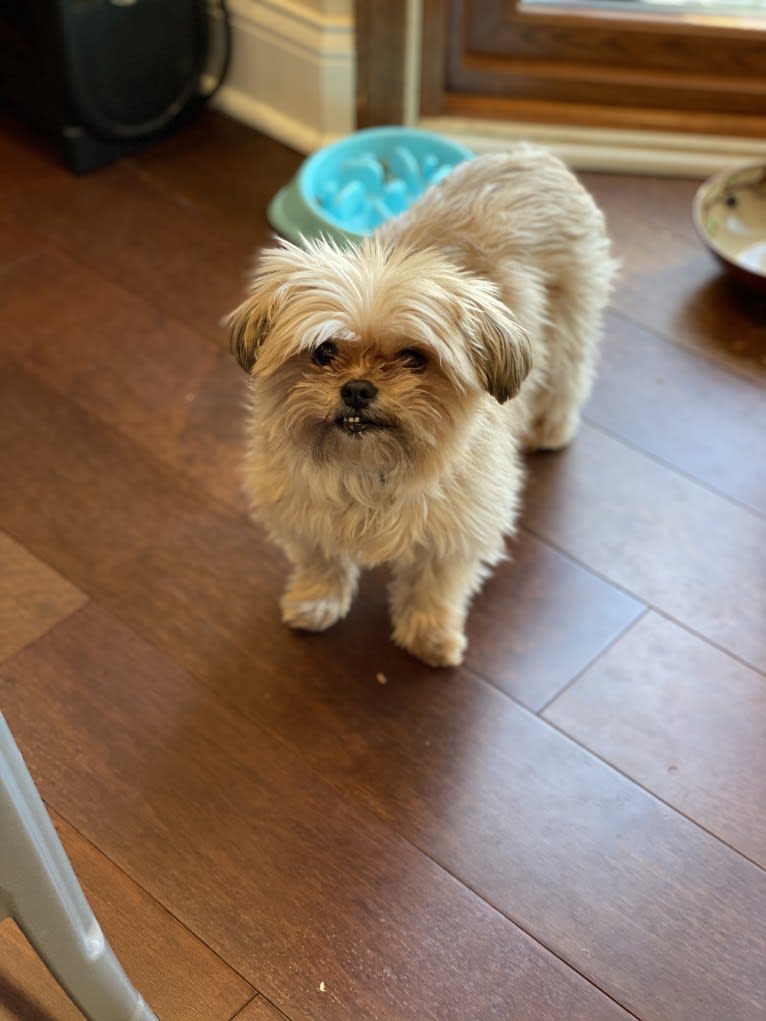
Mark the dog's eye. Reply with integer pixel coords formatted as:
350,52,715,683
398,348,427,371
312,341,338,367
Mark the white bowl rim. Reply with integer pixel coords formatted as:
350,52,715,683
692,159,766,280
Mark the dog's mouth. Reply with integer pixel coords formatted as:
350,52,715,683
334,412,391,437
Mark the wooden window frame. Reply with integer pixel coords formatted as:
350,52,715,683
356,0,766,139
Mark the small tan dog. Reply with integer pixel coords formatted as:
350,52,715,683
228,146,617,667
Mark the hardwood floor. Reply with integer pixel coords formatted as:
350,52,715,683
0,111,764,1021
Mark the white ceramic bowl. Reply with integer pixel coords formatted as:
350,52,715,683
693,161,766,290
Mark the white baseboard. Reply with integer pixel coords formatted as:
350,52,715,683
417,117,766,179
212,0,355,153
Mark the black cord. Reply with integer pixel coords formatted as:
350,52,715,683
200,0,232,102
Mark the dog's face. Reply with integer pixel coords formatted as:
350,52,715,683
228,238,532,479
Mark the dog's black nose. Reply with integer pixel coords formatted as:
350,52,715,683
341,379,378,409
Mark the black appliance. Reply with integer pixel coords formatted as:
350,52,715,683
0,0,230,172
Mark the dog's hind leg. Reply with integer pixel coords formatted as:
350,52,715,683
521,282,608,452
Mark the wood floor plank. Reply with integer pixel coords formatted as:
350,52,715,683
465,529,644,708
615,265,766,383
215,643,766,1021
125,109,304,233
0,218,41,274
522,423,766,672
0,361,209,588
581,174,766,381
0,604,633,1021
0,367,763,1019
0,813,253,1021
544,611,766,867
233,999,289,1021
0,116,295,339
587,312,766,514
0,247,246,512
0,532,87,662
580,173,702,247
0,358,288,688
0,114,64,192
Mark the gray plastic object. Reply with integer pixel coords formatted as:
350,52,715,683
0,713,158,1021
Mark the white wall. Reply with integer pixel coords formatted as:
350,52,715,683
212,0,355,153
302,0,351,14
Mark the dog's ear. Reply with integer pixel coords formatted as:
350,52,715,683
464,298,533,404
227,292,272,374
227,241,306,373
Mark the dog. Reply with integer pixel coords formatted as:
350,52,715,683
228,145,617,667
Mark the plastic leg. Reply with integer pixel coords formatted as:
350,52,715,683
0,714,158,1021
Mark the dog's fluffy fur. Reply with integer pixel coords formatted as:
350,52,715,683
228,146,617,667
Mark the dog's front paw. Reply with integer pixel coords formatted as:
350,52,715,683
280,561,357,633
281,595,349,632
392,613,467,668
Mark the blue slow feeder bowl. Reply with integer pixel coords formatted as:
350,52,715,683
268,127,473,245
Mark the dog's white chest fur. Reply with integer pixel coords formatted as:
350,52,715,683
243,400,523,569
